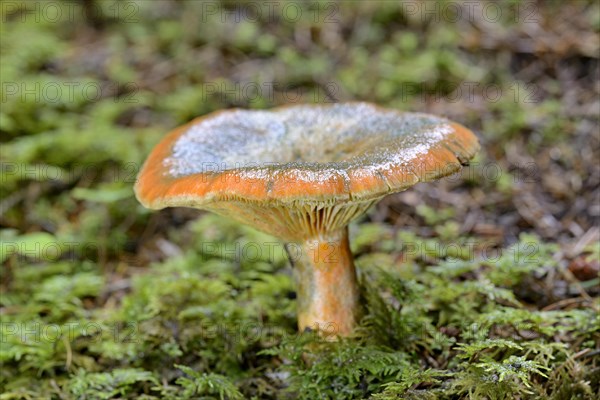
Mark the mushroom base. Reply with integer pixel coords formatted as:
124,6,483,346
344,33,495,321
287,227,360,337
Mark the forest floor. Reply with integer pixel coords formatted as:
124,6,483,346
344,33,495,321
1,1,599,399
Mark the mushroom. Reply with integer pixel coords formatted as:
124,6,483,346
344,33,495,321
135,102,479,336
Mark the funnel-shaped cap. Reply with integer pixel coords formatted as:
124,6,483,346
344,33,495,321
135,103,479,240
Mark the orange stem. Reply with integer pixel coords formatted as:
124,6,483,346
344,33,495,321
287,227,360,337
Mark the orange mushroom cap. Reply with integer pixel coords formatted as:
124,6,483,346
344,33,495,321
135,102,479,240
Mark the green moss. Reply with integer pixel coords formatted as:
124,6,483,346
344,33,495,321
1,1,598,399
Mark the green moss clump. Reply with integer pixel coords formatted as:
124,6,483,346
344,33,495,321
2,1,598,398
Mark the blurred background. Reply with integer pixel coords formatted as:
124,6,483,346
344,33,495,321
1,1,599,399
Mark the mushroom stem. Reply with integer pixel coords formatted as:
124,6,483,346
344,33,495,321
287,227,360,337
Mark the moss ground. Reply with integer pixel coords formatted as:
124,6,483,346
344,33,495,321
1,1,599,399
